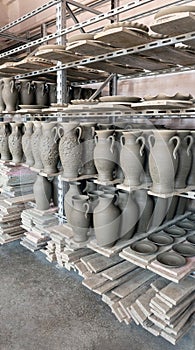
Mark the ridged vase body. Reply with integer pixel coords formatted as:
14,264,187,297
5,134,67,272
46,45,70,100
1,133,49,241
80,122,97,175
22,121,34,166
8,122,23,163
0,122,11,160
40,122,59,174
31,121,43,170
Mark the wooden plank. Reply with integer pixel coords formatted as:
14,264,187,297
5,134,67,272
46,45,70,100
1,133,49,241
94,271,134,295
136,288,156,318
161,314,195,345
82,274,108,290
159,277,195,305
87,254,123,273
4,193,35,205
150,277,170,292
101,260,136,281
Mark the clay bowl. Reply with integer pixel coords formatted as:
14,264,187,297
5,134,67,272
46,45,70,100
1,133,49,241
172,243,195,257
155,6,195,20
176,218,195,230
187,234,195,245
164,225,186,238
131,240,158,255
157,251,186,268
148,231,174,246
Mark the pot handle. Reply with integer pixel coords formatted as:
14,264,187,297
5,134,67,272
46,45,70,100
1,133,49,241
136,135,145,156
169,135,181,160
120,134,125,146
27,82,31,94
114,193,119,206
185,135,193,156
148,134,155,149
76,126,82,143
83,202,90,218
108,135,115,154
53,126,59,143
94,134,98,144
58,126,64,139
10,80,14,93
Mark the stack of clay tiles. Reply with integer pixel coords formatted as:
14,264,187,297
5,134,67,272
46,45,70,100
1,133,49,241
0,162,36,244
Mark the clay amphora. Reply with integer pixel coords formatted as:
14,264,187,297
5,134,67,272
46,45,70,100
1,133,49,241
33,174,52,210
94,130,117,181
187,131,195,186
8,122,23,163
80,122,97,175
175,131,193,189
47,82,57,104
31,121,43,170
117,189,139,239
1,77,18,112
22,121,34,167
40,122,59,174
93,193,121,247
69,195,90,242
133,189,154,233
0,79,5,112
34,81,49,106
18,79,35,105
64,181,82,223
0,122,12,160
120,130,145,186
148,130,180,194
58,122,82,178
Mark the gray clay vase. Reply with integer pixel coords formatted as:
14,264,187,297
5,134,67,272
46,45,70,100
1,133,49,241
22,121,34,167
33,174,52,210
148,130,180,194
64,181,82,223
1,77,18,112
18,79,35,105
47,83,57,104
187,131,195,186
33,81,49,106
31,121,44,170
93,193,120,247
69,195,91,242
40,122,59,174
0,122,12,161
94,130,118,182
175,131,193,189
8,122,23,163
0,79,5,112
80,122,97,176
133,189,154,234
58,122,82,178
117,189,139,240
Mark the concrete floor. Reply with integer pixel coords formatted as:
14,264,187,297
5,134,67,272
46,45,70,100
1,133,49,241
0,241,194,350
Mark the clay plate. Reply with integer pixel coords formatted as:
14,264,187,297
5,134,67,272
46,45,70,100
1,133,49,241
157,252,186,268
148,231,174,246
19,105,47,109
131,240,158,255
187,234,195,245
99,95,141,103
144,93,193,101
164,225,186,238
177,219,195,230
172,243,195,257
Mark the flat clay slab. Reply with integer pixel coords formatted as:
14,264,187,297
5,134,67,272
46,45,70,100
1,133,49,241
151,12,195,36
35,49,83,63
66,40,116,56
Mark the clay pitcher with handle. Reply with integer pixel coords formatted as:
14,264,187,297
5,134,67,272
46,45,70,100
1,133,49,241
69,195,91,242
148,130,180,194
187,130,195,186
1,77,18,112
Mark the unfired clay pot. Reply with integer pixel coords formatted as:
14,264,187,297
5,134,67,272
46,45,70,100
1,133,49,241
120,130,145,186
187,131,195,186
69,195,91,242
175,130,193,189
0,122,12,160
34,81,49,106
94,130,117,181
19,79,35,105
80,122,97,175
40,122,59,174
117,189,138,240
93,193,120,247
22,121,34,167
58,122,82,178
47,82,57,104
1,77,18,112
31,121,43,170
148,130,180,194
133,189,154,233
64,181,82,223
8,122,23,163
0,79,5,112
149,197,169,230
33,174,52,210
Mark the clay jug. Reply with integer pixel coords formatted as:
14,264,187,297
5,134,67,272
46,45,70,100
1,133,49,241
64,181,82,223
93,193,121,247
18,79,35,105
47,82,57,104
83,179,97,194
31,121,43,170
187,131,195,186
22,121,34,167
69,195,91,242
1,77,18,112
94,130,117,182
8,122,23,163
148,130,180,194
40,122,59,174
175,130,193,189
120,130,145,186
0,122,12,160
117,189,139,239
34,81,49,106
58,122,82,178
33,174,52,210
0,79,5,112
133,189,154,233
80,122,97,175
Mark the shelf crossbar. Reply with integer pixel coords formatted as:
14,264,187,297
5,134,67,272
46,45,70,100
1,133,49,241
15,30,195,79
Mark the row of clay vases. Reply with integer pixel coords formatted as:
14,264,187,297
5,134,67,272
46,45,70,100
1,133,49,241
0,77,57,112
